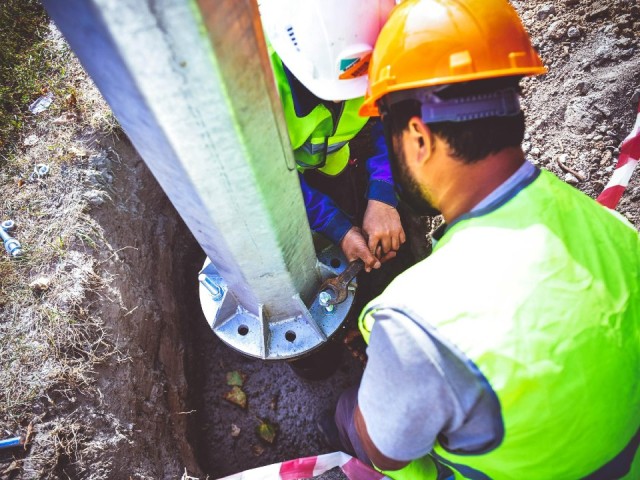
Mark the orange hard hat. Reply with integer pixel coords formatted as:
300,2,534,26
360,0,547,117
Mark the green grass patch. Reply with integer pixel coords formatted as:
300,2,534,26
0,0,70,153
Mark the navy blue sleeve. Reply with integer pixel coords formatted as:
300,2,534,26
365,119,398,208
299,173,353,245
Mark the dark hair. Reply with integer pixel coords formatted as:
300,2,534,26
384,77,526,164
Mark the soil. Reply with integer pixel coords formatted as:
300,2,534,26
81,136,202,479
1,129,203,478
516,0,640,229
0,0,638,479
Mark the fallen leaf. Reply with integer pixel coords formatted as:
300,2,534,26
52,114,72,125
343,328,361,345
251,444,265,457
25,422,34,447
256,420,276,444
230,424,241,437
23,134,39,146
69,146,88,158
29,277,51,293
222,386,247,409
2,461,22,476
226,370,246,387
65,93,77,109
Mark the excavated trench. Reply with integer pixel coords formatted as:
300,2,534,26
185,121,415,478
99,135,367,479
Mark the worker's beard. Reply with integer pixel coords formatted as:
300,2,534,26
390,134,441,217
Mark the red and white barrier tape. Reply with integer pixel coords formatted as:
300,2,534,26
218,451,389,480
596,102,640,209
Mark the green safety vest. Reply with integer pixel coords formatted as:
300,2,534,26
359,170,640,479
270,49,368,176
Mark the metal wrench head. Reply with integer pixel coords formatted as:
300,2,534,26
317,259,364,306
1,220,15,231
319,278,348,306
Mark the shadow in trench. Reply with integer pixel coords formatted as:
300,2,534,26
181,252,366,478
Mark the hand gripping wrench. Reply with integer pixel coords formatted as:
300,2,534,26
318,259,364,306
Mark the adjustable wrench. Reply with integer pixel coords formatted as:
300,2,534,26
1,220,23,258
318,259,364,306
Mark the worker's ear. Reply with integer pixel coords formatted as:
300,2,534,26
406,116,433,167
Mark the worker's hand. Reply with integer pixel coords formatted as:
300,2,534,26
362,200,406,260
340,227,381,273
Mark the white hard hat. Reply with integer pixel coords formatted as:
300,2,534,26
260,0,395,101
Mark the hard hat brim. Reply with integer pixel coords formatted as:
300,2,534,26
286,65,369,101
360,65,548,117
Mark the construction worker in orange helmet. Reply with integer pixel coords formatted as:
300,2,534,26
318,0,640,479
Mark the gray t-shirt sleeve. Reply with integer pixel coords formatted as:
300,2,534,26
358,308,502,462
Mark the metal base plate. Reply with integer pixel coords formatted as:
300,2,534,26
199,244,355,360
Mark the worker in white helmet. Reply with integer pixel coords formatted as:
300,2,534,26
260,0,421,281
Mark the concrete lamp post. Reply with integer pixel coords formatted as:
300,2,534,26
43,0,356,361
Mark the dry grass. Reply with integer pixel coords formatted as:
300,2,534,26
181,470,206,480
0,5,124,477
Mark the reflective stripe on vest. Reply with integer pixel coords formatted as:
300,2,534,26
295,139,350,172
270,48,368,176
300,139,349,157
359,170,640,480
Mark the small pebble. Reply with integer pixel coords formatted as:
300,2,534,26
595,44,613,61
576,81,591,95
537,4,557,20
616,14,633,28
620,48,635,60
567,26,581,39
546,20,566,41
83,189,107,206
564,173,579,184
23,134,39,147
600,150,613,166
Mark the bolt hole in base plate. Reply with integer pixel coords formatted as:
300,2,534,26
198,244,355,360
